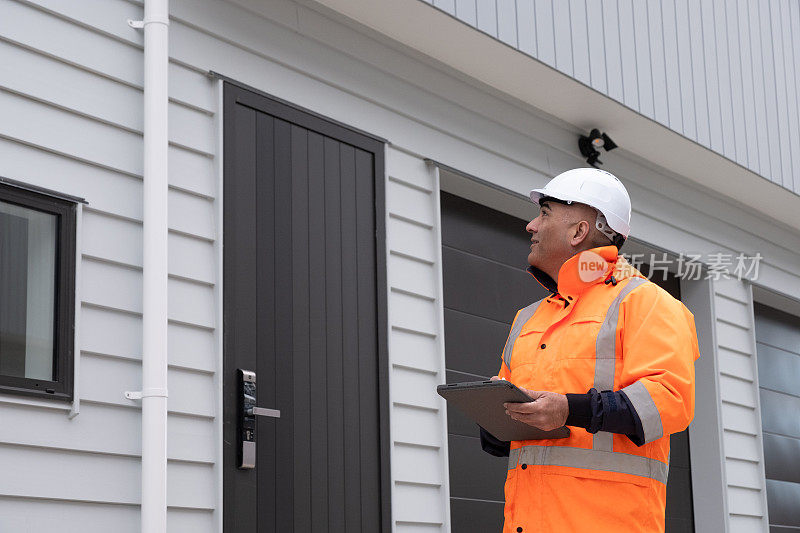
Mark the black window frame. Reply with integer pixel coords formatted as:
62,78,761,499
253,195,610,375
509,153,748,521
0,177,81,401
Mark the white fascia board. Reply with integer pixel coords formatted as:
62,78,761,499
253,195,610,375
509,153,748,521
311,0,800,233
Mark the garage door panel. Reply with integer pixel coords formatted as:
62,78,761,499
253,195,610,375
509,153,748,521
441,192,533,268
763,433,800,484
760,389,800,439
450,498,504,533
442,245,542,324
756,342,800,396
755,303,800,532
766,479,800,527
447,434,507,501
444,309,510,377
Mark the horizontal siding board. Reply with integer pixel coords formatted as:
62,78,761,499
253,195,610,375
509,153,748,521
729,515,764,532
79,353,215,418
726,458,765,490
716,320,754,354
4,0,214,112
0,89,213,198
0,445,214,509
389,327,440,374
167,509,216,532
0,138,141,219
392,443,444,486
389,291,438,337
727,485,765,517
388,253,437,300
392,404,443,448
714,294,752,325
0,39,214,156
393,483,445,524
0,403,214,463
387,218,437,265
0,497,140,533
80,306,216,373
386,151,433,192
387,179,435,228
721,401,759,435
718,347,755,381
80,259,215,328
724,430,762,463
0,88,141,175
720,374,757,408
391,366,441,411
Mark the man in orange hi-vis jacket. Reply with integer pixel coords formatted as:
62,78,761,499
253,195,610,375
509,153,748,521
481,168,700,533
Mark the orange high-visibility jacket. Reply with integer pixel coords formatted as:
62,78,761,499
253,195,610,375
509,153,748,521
498,246,699,533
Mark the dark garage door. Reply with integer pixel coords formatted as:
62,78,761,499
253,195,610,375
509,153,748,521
754,303,800,533
440,191,694,532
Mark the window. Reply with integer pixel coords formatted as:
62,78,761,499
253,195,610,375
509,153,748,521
0,178,79,400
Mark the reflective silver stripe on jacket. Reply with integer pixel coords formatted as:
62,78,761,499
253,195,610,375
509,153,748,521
592,276,649,452
621,380,664,444
502,298,546,370
507,444,669,485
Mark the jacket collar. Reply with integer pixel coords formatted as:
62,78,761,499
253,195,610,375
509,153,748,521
527,245,644,302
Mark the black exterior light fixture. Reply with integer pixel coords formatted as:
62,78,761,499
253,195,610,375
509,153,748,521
578,128,618,167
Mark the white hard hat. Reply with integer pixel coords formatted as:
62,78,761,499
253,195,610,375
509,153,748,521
529,168,632,240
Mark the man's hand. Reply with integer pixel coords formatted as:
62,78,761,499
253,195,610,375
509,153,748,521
504,389,569,431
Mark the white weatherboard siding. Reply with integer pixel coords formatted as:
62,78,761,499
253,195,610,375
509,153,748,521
0,0,218,530
421,0,800,196
2,0,799,531
715,279,770,532
386,149,451,531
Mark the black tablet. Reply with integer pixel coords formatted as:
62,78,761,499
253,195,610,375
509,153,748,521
437,380,570,441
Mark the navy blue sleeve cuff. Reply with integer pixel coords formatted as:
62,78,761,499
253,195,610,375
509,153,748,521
565,388,646,446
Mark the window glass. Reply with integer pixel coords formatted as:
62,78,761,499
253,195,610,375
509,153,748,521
0,199,57,381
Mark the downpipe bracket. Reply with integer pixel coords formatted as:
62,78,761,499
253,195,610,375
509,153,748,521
125,388,169,401
127,17,170,29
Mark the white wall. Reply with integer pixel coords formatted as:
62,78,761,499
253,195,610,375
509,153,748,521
386,150,452,531
715,280,771,532
421,0,800,196
0,0,218,530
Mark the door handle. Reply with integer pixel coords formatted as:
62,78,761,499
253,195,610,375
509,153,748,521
248,406,281,418
237,369,280,469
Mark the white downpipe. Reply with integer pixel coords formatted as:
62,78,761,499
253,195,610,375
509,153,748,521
139,1,169,531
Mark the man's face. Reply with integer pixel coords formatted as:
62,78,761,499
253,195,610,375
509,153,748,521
525,200,574,275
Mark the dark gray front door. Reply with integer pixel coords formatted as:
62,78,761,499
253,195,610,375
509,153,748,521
222,82,390,532
440,191,694,532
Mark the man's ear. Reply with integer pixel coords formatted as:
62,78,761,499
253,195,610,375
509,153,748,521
570,220,591,246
